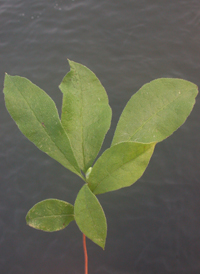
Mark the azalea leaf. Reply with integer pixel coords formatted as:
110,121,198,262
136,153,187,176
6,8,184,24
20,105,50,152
60,60,112,172
26,199,74,232
74,184,107,249
112,78,198,145
87,142,155,194
3,74,82,178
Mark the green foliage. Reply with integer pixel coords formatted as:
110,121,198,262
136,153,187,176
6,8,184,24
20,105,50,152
3,74,82,178
26,199,74,232
74,184,107,249
112,78,198,145
3,60,198,249
60,60,112,172
87,142,155,194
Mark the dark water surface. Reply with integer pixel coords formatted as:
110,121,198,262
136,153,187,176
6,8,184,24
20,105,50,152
1,0,200,273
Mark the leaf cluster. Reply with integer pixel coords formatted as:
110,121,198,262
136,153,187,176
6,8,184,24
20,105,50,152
3,60,198,249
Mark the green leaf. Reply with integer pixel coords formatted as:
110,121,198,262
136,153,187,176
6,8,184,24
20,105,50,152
3,74,83,178
87,142,155,194
60,60,112,172
26,199,74,232
74,184,107,249
112,78,198,145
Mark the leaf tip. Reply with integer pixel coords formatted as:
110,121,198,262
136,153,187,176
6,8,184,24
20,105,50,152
67,58,73,66
4,72,9,81
101,242,106,250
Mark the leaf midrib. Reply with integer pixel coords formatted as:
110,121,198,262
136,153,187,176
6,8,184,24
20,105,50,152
31,214,74,220
76,67,86,170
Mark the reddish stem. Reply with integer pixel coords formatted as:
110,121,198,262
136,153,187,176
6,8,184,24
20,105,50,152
83,234,88,274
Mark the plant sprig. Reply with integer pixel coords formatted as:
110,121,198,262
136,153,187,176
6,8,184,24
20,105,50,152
3,60,198,257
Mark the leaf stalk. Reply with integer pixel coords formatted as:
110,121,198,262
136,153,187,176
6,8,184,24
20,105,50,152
83,234,88,274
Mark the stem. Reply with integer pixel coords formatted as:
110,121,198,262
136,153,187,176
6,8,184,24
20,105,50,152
83,234,88,274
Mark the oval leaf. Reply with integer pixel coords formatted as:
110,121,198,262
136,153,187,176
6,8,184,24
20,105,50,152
87,142,155,194
112,78,198,145
74,184,107,249
26,199,74,232
60,60,112,172
3,74,82,178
